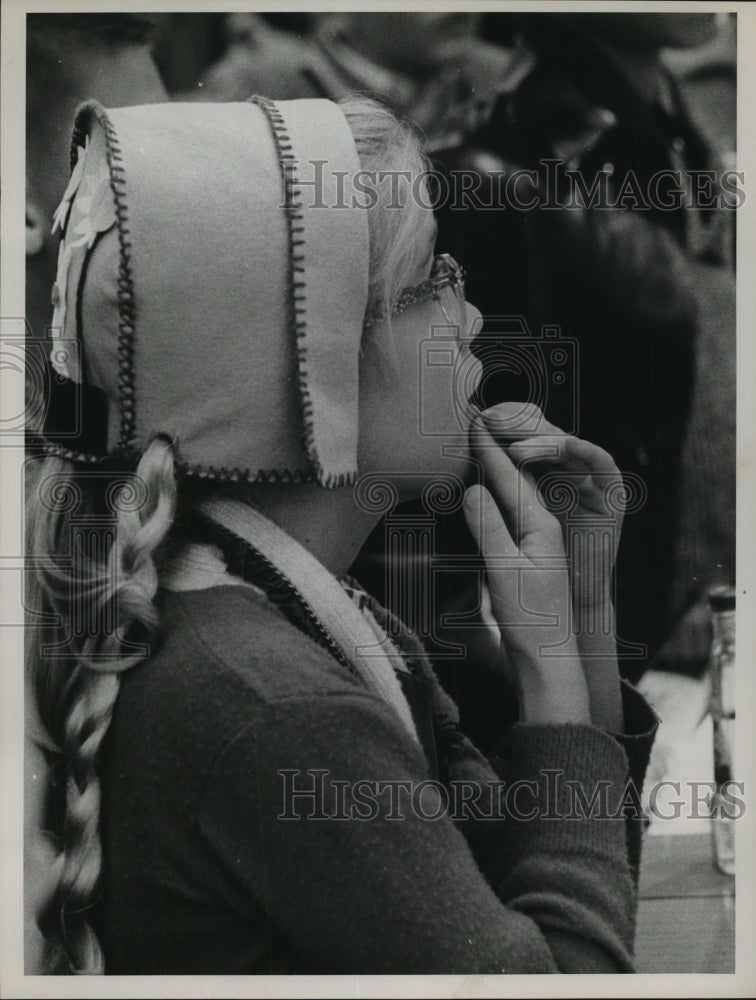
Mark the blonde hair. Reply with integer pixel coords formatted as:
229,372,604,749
26,439,177,972
339,96,436,324
27,98,432,974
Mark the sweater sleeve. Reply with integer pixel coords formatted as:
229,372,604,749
608,680,659,878
432,671,657,885
197,687,641,974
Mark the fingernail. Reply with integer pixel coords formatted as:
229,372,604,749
481,406,508,427
464,484,481,509
469,410,489,436
464,484,487,514
483,402,542,426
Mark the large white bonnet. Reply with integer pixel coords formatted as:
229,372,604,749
42,97,370,488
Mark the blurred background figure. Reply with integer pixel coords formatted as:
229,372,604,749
436,12,736,686
26,14,167,351
151,9,313,96
25,13,168,972
170,13,316,101
662,12,736,166
189,11,520,152
148,12,226,94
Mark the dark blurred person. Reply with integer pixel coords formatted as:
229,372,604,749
192,12,518,152
25,13,168,972
436,12,735,684
180,12,318,101
26,14,167,350
149,12,226,94
662,14,736,187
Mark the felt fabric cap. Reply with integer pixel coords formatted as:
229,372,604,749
46,98,370,487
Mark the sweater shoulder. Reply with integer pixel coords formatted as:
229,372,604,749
108,587,374,806
143,585,368,707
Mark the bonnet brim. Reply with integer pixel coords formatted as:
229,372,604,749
41,97,370,489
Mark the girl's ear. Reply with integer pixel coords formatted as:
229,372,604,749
26,195,46,258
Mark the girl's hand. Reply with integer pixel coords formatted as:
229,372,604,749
480,403,626,574
465,404,624,731
464,409,591,726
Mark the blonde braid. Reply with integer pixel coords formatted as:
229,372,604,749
39,671,119,973
28,437,177,973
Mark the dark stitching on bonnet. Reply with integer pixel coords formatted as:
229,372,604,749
34,437,320,486
177,461,318,485
250,97,355,491
36,441,106,465
72,102,138,455
249,97,318,477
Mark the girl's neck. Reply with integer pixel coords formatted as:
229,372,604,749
234,482,382,578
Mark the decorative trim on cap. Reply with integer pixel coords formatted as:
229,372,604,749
176,461,318,485
250,97,325,484
72,101,138,456
31,432,321,486
31,439,108,465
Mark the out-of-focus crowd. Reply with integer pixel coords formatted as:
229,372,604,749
26,9,735,744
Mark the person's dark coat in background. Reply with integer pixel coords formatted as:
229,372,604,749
435,14,735,685
189,12,519,155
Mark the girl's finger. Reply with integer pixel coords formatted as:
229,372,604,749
480,402,564,441
463,483,518,561
481,407,618,480
469,415,562,554
463,484,522,624
507,437,623,520
508,435,617,477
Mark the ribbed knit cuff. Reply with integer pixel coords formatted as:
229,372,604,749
610,680,659,795
610,680,659,878
499,723,631,864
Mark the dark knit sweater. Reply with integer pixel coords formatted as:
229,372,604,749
92,585,657,974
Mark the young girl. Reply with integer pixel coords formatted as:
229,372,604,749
27,95,655,975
